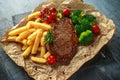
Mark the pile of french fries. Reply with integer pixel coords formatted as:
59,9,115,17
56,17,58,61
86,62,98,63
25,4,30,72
7,12,52,63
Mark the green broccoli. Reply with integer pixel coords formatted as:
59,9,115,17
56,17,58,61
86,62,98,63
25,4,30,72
83,14,96,22
78,30,93,45
70,10,82,17
71,16,79,24
75,19,92,35
70,10,83,24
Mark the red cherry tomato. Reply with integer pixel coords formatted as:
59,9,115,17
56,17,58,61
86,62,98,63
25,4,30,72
62,9,70,17
39,12,44,18
44,15,53,24
49,8,56,13
92,25,100,35
51,13,57,20
42,7,49,14
47,55,56,64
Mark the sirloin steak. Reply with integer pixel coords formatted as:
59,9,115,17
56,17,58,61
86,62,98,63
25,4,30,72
47,18,78,64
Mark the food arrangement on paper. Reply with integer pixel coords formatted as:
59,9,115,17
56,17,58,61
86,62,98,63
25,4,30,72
0,0,115,80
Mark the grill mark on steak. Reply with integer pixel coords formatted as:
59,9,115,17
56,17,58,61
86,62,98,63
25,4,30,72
46,18,78,64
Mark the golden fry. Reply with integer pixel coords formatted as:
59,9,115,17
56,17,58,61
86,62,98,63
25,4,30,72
16,29,35,42
27,30,37,40
35,18,41,22
26,21,32,28
22,39,27,45
27,12,40,20
27,31,37,45
22,45,28,50
43,52,51,59
40,46,46,57
7,36,17,41
31,22,51,30
27,39,33,45
41,31,47,46
32,29,43,54
8,26,27,36
31,56,47,63
22,45,32,58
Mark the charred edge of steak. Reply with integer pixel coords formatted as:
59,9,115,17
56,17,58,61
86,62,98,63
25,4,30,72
46,18,78,64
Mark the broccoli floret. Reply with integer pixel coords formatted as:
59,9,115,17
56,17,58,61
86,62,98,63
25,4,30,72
75,24,84,35
73,10,82,17
74,19,92,35
70,10,82,17
70,10,83,24
78,30,93,44
83,14,96,22
71,16,79,24
80,19,92,30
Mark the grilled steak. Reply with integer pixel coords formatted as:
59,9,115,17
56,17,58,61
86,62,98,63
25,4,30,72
47,18,78,64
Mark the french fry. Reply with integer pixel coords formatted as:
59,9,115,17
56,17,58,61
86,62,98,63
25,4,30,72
41,31,47,46
43,52,51,59
22,45,28,50
27,12,40,20
43,31,48,36
28,30,37,40
22,45,32,58
8,26,27,36
41,37,45,46
22,39,27,45
26,21,32,28
32,29,43,54
31,22,51,30
27,31,37,45
7,36,17,41
35,18,41,22
31,56,47,63
40,46,46,57
16,29,35,42
27,39,33,45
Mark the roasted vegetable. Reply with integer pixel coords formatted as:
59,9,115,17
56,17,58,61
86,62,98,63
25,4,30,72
78,30,93,44
45,30,54,44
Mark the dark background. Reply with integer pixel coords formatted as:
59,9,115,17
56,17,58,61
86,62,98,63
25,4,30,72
0,0,120,80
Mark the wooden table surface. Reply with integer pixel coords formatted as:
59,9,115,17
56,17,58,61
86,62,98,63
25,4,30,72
0,0,120,80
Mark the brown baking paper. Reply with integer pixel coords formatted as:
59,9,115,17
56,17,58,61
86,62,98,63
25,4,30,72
0,0,116,80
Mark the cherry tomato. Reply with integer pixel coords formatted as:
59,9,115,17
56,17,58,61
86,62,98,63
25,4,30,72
47,55,56,64
49,8,56,13
42,7,49,14
62,9,70,17
92,25,100,35
44,15,53,24
39,12,44,18
51,13,57,20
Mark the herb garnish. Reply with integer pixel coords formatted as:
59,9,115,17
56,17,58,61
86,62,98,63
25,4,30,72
45,30,54,44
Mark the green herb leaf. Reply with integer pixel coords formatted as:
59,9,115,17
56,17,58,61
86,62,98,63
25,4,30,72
45,30,54,44
57,11,63,19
